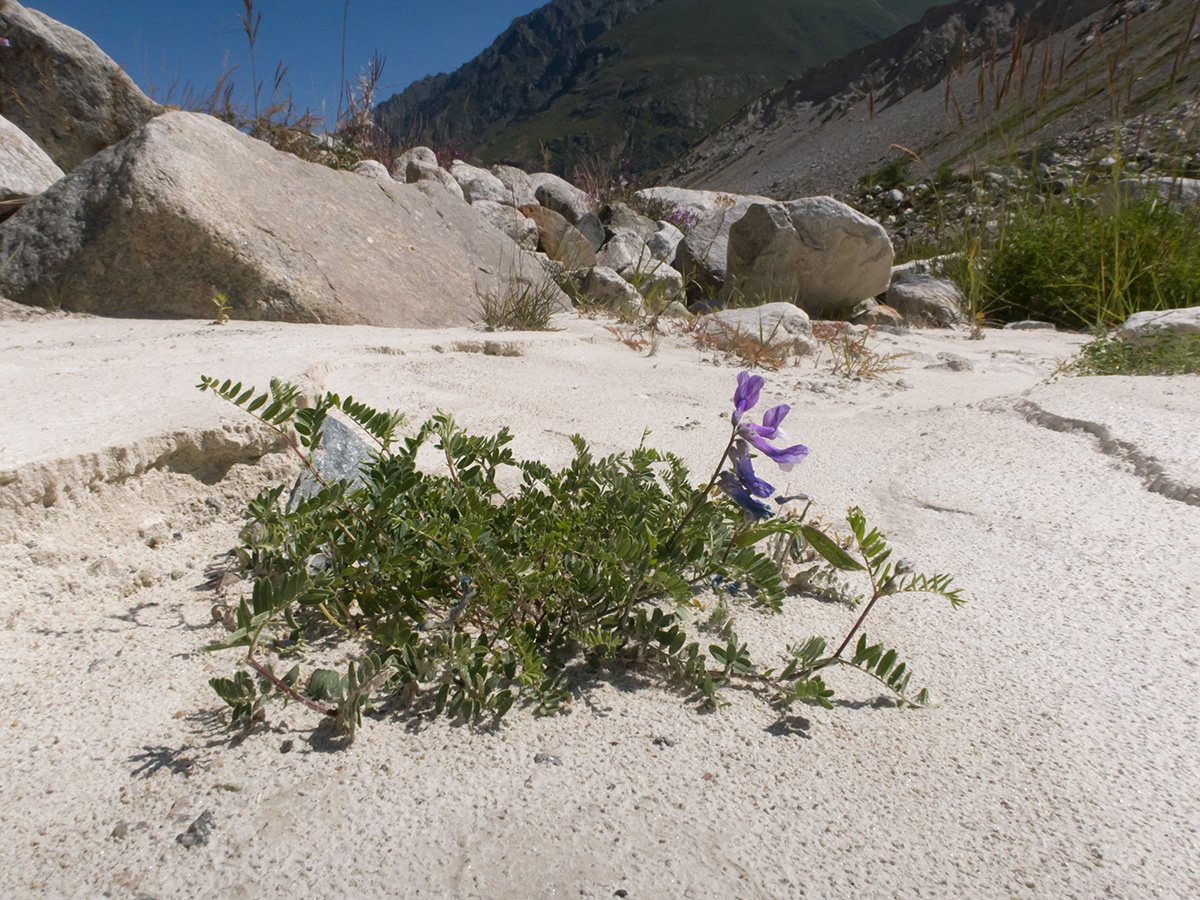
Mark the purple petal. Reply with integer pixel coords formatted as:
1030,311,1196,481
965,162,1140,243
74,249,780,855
716,472,774,520
745,434,810,471
732,441,774,498
731,371,763,423
759,404,790,435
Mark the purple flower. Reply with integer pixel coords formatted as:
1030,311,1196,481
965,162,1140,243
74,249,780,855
731,372,810,472
0,38,10,47
716,472,773,521
730,441,773,498
731,371,763,425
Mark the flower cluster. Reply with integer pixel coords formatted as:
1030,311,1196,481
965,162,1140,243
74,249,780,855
717,372,809,520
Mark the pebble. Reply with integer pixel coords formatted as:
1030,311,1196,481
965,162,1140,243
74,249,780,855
533,752,562,766
176,810,215,847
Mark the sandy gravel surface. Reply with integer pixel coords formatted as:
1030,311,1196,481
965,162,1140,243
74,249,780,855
1,311,1197,899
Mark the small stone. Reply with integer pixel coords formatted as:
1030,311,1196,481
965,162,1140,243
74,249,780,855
1003,320,1056,330
935,352,973,372
652,736,675,747
111,821,130,839
482,341,522,357
280,740,294,754
176,810,215,847
533,752,562,766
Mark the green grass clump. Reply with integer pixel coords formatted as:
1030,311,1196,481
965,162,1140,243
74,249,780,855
478,271,563,331
1067,329,1200,376
981,198,1200,328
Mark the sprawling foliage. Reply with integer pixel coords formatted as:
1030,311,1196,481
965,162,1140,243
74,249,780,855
197,374,962,741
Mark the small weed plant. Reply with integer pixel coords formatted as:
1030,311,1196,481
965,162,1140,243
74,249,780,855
811,322,911,379
477,260,562,331
198,372,962,741
211,292,232,325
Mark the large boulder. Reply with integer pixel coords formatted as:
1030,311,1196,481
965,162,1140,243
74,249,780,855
722,198,893,319
574,210,605,252
490,165,538,208
530,172,592,224
405,158,465,201
601,202,657,242
696,302,814,353
885,274,966,327
626,261,684,305
596,232,651,273
1117,307,1200,341
519,205,596,269
1106,176,1200,211
0,111,565,326
390,146,437,180
472,200,539,251
638,187,774,296
449,160,509,204
646,221,683,262
0,113,63,199
0,1,162,171
350,159,392,183
574,266,643,316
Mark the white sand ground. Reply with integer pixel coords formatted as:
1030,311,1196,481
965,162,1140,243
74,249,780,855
1,307,1197,899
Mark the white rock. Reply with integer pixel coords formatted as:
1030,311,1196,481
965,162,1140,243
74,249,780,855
449,160,510,204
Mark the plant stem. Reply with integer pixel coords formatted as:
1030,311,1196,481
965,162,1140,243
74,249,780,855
246,656,335,716
667,425,737,547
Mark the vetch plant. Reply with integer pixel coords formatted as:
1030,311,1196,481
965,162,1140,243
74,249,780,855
197,372,962,741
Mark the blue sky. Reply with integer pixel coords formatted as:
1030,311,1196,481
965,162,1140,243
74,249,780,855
34,1,543,123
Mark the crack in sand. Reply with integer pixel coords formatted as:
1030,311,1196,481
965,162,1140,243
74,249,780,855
1009,398,1200,508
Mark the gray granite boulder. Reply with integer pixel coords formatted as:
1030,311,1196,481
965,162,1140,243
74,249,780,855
473,199,539,251
530,172,592,224
646,221,684,262
575,211,605,252
405,159,465,201
624,261,684,305
287,417,374,510
597,232,651,273
490,165,538,208
638,187,774,296
449,160,510,204
391,146,437,180
601,202,657,241
885,274,966,327
1106,177,1200,211
519,205,596,269
0,114,63,201
0,1,162,171
723,197,894,318
696,302,814,352
0,112,565,326
575,266,643,316
351,159,393,182
1117,307,1200,340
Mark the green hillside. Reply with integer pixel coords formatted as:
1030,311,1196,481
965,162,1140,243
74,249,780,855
376,0,936,175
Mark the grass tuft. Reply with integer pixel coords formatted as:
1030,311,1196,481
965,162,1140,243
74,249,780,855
1067,328,1200,376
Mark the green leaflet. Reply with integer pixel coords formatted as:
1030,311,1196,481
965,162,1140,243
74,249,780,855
800,524,865,571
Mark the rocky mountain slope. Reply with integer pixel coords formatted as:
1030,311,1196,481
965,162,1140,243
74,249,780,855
374,0,937,175
663,0,1198,198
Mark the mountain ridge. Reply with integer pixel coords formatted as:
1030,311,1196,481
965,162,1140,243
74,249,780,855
374,0,937,174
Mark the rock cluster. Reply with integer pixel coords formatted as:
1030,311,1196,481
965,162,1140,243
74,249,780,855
0,2,970,331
